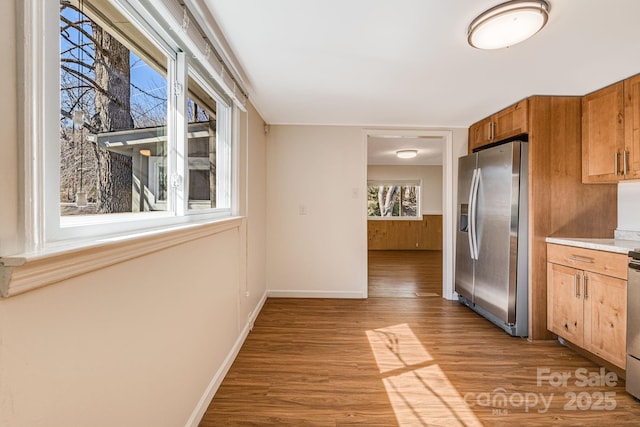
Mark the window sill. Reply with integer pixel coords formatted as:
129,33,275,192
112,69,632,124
0,217,243,298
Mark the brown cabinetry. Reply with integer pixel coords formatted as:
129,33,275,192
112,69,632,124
547,243,627,369
582,73,640,182
468,100,528,152
465,97,617,340
624,74,640,180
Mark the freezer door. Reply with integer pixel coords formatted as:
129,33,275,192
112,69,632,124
455,153,477,301
473,142,522,324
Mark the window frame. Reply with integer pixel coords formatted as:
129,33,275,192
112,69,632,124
22,0,239,252
183,66,233,214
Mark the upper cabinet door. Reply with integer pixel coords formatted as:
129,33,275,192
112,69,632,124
469,117,492,152
493,100,528,142
625,74,640,180
582,82,625,183
468,100,528,153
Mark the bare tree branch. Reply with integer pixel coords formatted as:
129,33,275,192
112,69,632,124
60,14,99,46
61,65,131,113
61,57,95,72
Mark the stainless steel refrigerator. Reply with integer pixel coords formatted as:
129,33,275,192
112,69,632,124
455,141,528,337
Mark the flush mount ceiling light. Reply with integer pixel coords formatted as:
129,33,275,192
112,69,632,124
468,0,550,50
396,150,418,159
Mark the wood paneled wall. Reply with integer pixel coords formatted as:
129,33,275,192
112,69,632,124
368,215,442,250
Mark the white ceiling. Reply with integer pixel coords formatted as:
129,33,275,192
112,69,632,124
204,0,640,128
367,136,444,166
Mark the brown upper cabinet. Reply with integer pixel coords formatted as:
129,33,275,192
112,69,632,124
468,100,528,152
625,74,640,180
582,73,640,183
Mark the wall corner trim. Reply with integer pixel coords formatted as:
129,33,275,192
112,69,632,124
185,290,269,427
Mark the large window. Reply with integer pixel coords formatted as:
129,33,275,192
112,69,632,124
367,181,421,219
29,0,239,244
60,1,169,215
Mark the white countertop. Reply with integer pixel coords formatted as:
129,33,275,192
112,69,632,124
545,237,640,254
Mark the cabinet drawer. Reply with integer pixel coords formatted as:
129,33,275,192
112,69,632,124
547,243,628,280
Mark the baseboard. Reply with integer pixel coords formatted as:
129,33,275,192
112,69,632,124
267,290,366,299
557,336,626,380
184,290,268,427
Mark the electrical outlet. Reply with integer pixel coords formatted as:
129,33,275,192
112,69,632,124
299,204,308,215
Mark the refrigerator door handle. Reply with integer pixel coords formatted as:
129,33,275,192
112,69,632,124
470,168,481,260
467,168,478,260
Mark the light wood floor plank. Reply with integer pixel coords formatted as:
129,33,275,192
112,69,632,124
200,251,640,426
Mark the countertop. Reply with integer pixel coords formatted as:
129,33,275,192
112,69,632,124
545,237,640,254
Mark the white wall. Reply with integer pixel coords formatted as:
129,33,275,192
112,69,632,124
266,125,366,297
266,125,468,299
0,0,19,256
618,180,640,232
1,230,242,426
367,165,443,214
244,103,268,317
0,8,268,420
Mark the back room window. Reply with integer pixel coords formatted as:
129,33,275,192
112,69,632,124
367,182,421,218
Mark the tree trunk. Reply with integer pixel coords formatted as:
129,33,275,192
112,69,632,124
92,24,133,213
378,185,400,217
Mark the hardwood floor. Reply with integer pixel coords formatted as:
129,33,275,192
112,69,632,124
368,250,442,298
200,253,640,426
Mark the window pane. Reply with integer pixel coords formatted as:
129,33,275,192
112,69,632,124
367,184,419,217
187,77,219,210
400,186,418,216
59,1,168,216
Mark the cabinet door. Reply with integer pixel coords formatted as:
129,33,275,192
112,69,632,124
582,82,625,183
493,100,528,141
547,263,584,346
624,74,640,179
583,271,627,369
469,117,492,152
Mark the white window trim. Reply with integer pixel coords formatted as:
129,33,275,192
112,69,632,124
184,66,234,215
19,0,244,250
0,217,244,298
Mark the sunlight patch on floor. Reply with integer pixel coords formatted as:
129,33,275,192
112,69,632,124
367,324,482,426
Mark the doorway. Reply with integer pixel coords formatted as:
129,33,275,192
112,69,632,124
368,250,443,297
363,130,455,300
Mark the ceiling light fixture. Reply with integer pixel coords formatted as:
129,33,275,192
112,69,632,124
468,0,550,50
396,150,418,159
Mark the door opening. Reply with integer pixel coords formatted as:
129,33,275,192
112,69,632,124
363,130,455,300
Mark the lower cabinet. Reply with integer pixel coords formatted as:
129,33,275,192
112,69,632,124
547,244,627,369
